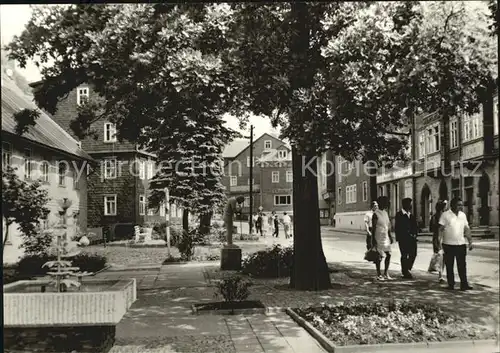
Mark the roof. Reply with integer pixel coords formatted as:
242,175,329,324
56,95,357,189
1,76,94,161
223,132,289,159
223,139,250,158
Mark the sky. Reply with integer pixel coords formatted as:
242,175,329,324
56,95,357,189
0,4,281,140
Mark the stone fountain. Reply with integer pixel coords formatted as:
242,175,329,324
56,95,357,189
3,198,137,353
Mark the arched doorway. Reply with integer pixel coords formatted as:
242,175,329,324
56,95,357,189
478,173,491,226
420,184,431,229
439,179,448,202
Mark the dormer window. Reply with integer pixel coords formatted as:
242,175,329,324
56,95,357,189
264,140,272,149
77,85,89,106
278,150,287,159
104,122,117,142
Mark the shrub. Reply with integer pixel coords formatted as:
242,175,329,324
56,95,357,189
17,254,55,277
162,254,184,264
71,253,107,273
242,245,293,278
215,275,252,302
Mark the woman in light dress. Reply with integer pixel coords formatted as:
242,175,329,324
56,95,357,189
261,213,269,237
371,196,394,280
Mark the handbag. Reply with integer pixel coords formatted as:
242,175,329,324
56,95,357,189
427,253,441,273
364,247,381,263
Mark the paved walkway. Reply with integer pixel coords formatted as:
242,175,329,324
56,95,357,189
94,238,498,353
97,262,326,353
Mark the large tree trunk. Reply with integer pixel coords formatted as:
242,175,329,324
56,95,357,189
288,2,331,290
290,149,332,290
182,209,189,233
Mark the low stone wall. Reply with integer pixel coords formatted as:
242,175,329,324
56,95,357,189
4,325,116,353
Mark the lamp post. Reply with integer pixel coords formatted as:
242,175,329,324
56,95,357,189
249,125,254,235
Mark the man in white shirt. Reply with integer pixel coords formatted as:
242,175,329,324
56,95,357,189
438,197,473,291
364,201,378,250
282,212,292,239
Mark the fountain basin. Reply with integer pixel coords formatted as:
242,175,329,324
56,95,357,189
3,278,136,327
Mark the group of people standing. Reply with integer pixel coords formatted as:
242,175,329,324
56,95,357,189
252,210,292,239
364,196,474,291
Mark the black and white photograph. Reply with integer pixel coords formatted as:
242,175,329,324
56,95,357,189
1,2,499,352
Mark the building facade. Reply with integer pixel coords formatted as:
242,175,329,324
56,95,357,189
377,92,499,230
2,74,94,263
29,82,164,238
222,133,292,217
333,156,375,230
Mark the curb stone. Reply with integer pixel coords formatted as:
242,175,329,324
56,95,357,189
286,307,499,353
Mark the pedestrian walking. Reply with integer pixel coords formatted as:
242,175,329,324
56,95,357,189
429,200,446,282
271,211,279,238
395,198,418,279
371,196,394,281
364,201,378,250
282,212,292,239
255,212,263,236
439,197,474,291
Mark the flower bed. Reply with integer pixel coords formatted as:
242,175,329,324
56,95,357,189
294,300,496,346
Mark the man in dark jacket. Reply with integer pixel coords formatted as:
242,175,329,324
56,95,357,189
395,198,418,279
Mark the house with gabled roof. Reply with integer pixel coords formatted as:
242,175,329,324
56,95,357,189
222,132,293,217
2,69,95,263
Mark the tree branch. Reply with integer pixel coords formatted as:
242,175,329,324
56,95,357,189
381,129,411,137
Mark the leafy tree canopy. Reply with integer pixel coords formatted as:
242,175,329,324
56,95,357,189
2,166,50,254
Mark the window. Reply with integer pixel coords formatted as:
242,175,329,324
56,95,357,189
244,197,250,207
246,156,256,167
147,207,155,216
73,169,79,189
404,180,413,199
379,186,384,197
104,122,117,142
41,161,49,183
494,99,499,136
426,123,440,154
2,142,12,170
278,150,287,159
77,86,89,106
346,184,357,204
104,158,117,179
230,175,237,186
23,148,32,179
247,177,255,185
104,195,117,216
337,187,342,205
139,160,146,180
418,132,425,159
139,195,146,215
286,170,293,182
274,195,291,205
319,209,330,218
58,162,67,186
337,156,342,175
463,114,483,142
264,140,272,149
450,119,458,149
362,181,368,201
272,171,279,183
160,202,166,217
